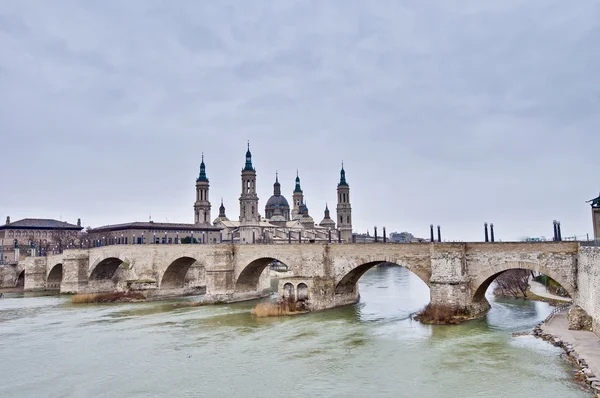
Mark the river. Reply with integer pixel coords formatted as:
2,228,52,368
0,266,588,397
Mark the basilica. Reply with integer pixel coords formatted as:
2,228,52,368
195,143,353,243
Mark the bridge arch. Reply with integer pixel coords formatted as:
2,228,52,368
47,263,63,290
89,257,124,280
471,261,575,302
160,256,199,289
235,257,287,293
335,260,431,295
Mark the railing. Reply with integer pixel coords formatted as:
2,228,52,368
580,240,600,247
543,303,571,324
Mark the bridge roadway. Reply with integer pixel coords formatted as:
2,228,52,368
19,241,600,326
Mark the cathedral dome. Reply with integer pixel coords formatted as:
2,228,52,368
265,173,291,221
266,195,290,208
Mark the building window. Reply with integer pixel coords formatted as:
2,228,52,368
347,215,350,224
340,216,343,224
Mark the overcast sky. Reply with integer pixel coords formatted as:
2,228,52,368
1,1,598,241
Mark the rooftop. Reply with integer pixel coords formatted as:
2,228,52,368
0,218,83,230
87,221,222,233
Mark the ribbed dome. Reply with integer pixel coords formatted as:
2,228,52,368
266,195,290,208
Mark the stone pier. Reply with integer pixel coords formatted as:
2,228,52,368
15,241,599,326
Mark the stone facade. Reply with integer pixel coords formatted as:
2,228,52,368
0,217,83,263
575,246,600,335
593,208,600,240
17,241,599,327
85,222,221,246
0,263,24,288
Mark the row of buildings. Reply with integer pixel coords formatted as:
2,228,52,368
0,144,355,263
3,146,599,264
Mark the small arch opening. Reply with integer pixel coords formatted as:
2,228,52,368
282,282,295,300
297,283,308,301
16,270,25,288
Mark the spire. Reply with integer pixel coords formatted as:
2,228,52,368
273,171,281,196
324,203,330,219
219,198,226,217
197,153,208,182
294,169,303,193
338,161,348,187
243,141,254,171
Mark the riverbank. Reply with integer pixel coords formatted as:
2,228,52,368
534,310,600,395
528,278,571,303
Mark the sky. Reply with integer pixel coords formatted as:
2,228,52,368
0,0,599,242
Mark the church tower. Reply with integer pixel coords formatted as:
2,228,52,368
292,170,304,217
239,142,259,224
194,154,211,225
336,163,352,242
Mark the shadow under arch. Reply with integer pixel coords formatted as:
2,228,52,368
471,261,575,302
235,257,287,293
89,257,124,280
47,263,63,290
16,270,25,288
335,261,431,295
161,257,198,288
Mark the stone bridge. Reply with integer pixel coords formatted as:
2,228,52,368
19,241,600,327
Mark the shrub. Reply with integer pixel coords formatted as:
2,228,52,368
415,303,469,325
71,291,146,304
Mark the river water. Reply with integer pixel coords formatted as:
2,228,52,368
0,266,588,398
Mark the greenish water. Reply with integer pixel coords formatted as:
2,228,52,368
0,266,588,397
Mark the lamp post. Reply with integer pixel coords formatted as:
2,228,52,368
153,232,156,244
176,232,179,244
121,233,124,245
164,232,167,244
142,232,145,244
133,234,136,245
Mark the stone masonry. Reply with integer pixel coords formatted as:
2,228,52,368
17,241,600,328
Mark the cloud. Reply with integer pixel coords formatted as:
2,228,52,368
0,0,598,241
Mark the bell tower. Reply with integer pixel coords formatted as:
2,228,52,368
292,170,304,217
239,142,259,224
194,154,211,225
336,163,352,242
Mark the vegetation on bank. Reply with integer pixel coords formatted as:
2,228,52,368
251,298,307,318
524,288,569,306
492,269,571,305
532,274,570,297
493,269,529,298
414,304,471,325
71,291,146,304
